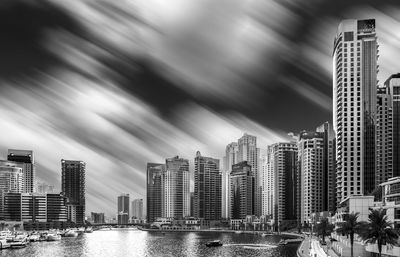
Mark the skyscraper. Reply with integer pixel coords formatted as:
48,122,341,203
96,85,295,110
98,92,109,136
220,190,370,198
7,149,35,193
37,183,55,194
333,19,378,203
263,142,297,230
146,163,164,223
297,130,324,224
117,194,129,224
230,161,254,219
162,156,190,219
61,159,85,225
91,212,105,224
384,74,400,179
237,134,261,216
131,198,143,220
223,142,238,218
193,151,221,220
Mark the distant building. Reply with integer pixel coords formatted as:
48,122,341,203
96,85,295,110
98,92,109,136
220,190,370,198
61,159,86,225
237,134,261,217
193,151,221,220
223,142,238,218
190,192,194,217
131,198,143,220
91,212,105,224
146,163,164,222
7,149,35,193
230,161,254,219
37,182,55,194
163,156,190,219
118,194,129,224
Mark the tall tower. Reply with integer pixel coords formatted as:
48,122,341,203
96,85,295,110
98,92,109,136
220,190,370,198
131,198,143,220
117,194,129,224
194,151,221,220
222,142,238,218
61,159,86,225
7,149,35,193
0,160,23,219
264,142,297,231
146,163,164,222
333,19,378,203
230,161,254,219
237,134,261,216
163,156,190,219
384,74,400,179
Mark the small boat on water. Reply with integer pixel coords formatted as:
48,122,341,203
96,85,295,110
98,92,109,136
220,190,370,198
234,231,243,234
64,230,78,237
29,234,40,242
47,234,61,241
278,239,287,245
85,227,93,233
205,240,223,247
0,239,11,250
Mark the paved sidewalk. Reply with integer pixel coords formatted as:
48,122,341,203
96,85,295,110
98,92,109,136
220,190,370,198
298,236,340,257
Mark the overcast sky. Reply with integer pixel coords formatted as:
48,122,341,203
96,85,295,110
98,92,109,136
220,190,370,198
1,0,400,217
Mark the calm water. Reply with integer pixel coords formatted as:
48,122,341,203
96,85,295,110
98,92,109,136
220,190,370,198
1,229,300,257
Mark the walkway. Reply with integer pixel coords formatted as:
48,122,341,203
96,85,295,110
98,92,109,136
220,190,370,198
297,236,339,257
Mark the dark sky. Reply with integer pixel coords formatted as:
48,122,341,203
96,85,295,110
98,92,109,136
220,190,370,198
1,0,400,216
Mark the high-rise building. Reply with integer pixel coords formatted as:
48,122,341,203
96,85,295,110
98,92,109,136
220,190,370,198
261,155,273,218
91,212,105,224
131,198,143,220
230,161,254,219
146,163,164,222
237,134,261,216
263,142,297,230
297,130,324,224
0,160,23,219
190,192,195,217
222,142,238,218
376,85,393,186
7,149,35,193
46,193,67,222
193,151,221,220
328,139,337,212
117,194,129,224
61,159,85,225
333,19,378,203
384,74,400,179
162,156,190,219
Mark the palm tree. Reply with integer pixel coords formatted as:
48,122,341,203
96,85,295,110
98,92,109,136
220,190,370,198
336,212,364,257
359,209,399,257
316,218,334,243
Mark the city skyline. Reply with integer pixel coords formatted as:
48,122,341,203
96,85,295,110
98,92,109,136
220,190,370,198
2,1,400,218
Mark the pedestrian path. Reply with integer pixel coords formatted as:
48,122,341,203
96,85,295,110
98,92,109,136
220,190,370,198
297,237,340,257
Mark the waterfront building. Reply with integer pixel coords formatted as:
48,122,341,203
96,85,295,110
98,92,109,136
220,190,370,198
222,142,238,218
190,192,194,217
61,159,86,225
3,193,66,223
146,163,164,222
237,134,261,217
131,198,143,220
263,142,297,230
230,161,254,219
193,151,221,220
162,156,190,219
0,160,23,219
91,212,105,224
118,193,129,224
7,149,36,193
333,19,378,203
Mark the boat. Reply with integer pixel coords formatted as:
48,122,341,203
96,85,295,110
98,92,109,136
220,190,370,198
261,232,273,237
9,240,28,248
234,231,243,234
64,230,78,237
0,239,11,249
29,234,40,242
85,227,93,233
278,239,287,245
47,234,61,241
205,240,223,247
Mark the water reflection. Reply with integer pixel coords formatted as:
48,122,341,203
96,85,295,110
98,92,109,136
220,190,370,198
0,229,299,257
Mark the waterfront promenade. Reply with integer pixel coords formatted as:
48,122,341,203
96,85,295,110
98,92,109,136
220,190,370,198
297,237,339,257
